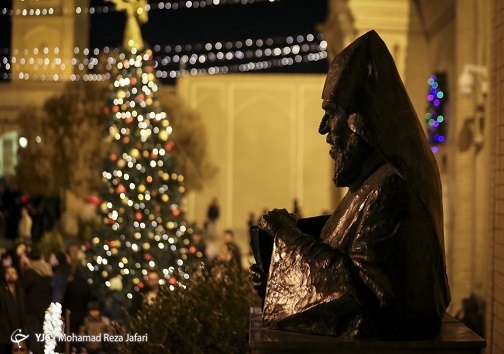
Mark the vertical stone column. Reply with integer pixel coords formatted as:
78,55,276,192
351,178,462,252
449,0,478,314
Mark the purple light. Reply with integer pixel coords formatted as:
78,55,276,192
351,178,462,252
433,121,439,127
431,146,438,153
433,100,440,106
428,95,434,101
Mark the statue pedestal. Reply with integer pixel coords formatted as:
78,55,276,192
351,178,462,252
249,308,485,354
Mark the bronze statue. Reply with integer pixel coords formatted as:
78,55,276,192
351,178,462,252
250,30,450,339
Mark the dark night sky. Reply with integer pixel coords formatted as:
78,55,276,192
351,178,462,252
0,0,329,81
89,0,327,47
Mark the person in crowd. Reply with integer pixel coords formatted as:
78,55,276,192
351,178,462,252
9,243,29,276
78,301,112,354
1,253,12,272
17,207,32,245
1,180,20,242
206,197,220,239
188,231,208,263
0,184,5,241
247,212,256,230
456,293,486,337
11,340,30,354
63,261,91,335
247,212,257,258
50,252,71,303
129,270,161,316
292,199,303,218
22,248,52,354
0,267,25,354
66,244,82,265
103,275,127,328
218,229,242,267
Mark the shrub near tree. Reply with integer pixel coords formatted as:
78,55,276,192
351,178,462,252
118,261,260,354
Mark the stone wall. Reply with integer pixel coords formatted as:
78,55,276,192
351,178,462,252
492,0,504,351
177,74,335,231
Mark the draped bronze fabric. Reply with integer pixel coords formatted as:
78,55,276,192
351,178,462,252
262,31,450,339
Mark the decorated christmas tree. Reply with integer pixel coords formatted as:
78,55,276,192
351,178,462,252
86,0,202,299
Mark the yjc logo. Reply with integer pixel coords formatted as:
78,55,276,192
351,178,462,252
11,329,29,348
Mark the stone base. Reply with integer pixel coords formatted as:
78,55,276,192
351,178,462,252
249,308,485,354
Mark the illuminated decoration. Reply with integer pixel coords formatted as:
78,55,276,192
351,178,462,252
43,302,64,354
0,33,327,81
1,0,281,16
425,73,447,153
107,0,149,51
86,47,203,297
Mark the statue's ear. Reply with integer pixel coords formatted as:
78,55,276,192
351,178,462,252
347,113,365,134
348,113,374,148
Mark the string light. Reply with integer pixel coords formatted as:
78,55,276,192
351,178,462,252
426,73,447,153
0,33,327,81
0,0,281,17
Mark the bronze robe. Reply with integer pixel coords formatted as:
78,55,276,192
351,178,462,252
263,163,449,339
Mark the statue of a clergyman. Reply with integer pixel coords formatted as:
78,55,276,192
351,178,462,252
250,30,451,339
107,0,148,51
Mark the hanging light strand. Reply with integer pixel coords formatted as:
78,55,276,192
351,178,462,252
0,32,327,81
1,0,281,17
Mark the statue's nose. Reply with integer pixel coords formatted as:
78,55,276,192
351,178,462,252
318,114,329,135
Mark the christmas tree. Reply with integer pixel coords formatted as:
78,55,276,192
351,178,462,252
86,0,202,299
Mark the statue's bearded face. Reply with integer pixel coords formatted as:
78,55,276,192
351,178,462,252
319,102,374,187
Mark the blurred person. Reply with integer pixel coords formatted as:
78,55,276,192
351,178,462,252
66,244,82,265
103,275,127,328
17,208,32,245
456,293,485,337
218,230,242,267
50,252,71,303
63,262,91,335
129,270,160,316
292,199,303,218
1,253,12,270
1,181,20,242
0,267,25,354
206,197,220,239
78,301,112,354
247,213,257,257
188,231,207,263
22,248,51,354
11,340,30,354
247,212,256,229
0,183,4,240
8,243,28,275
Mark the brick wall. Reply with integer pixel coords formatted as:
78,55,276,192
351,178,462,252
492,0,504,352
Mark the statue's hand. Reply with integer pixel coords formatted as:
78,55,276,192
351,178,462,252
257,208,297,236
249,263,267,299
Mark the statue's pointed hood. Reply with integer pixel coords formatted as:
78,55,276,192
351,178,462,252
322,31,447,278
